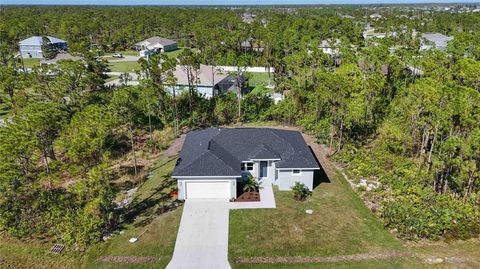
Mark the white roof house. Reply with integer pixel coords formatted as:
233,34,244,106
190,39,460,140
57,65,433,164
420,33,454,51
19,36,67,46
19,36,67,59
135,36,178,53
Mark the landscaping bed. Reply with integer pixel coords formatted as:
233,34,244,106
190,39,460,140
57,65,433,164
235,191,260,202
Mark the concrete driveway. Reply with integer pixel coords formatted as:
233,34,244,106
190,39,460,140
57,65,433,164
166,199,231,269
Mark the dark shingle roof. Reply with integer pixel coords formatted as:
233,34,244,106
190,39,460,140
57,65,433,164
172,128,319,177
250,144,280,159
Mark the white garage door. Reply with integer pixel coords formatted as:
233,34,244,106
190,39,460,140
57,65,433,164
185,181,231,199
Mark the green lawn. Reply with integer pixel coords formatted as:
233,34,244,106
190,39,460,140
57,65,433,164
108,61,141,73
233,258,419,269
247,72,273,87
22,58,41,68
229,172,411,268
164,48,185,59
105,75,119,83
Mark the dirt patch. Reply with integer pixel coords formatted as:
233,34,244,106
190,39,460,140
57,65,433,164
235,191,260,202
97,256,160,263
234,251,410,264
165,134,185,157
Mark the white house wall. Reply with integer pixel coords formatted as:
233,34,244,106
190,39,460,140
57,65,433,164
267,161,276,181
277,169,314,191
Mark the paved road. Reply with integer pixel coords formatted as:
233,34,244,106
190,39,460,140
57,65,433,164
104,55,140,62
166,199,232,269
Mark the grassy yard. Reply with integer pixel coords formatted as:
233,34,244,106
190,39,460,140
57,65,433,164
229,172,415,268
22,58,41,68
105,75,119,83
247,72,273,87
107,61,141,73
0,155,182,269
164,48,185,59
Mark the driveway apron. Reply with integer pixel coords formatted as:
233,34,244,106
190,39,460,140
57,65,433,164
166,199,231,269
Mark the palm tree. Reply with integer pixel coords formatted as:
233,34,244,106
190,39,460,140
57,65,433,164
243,175,259,192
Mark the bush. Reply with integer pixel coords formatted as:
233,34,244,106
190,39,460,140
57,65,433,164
292,182,312,201
382,190,480,240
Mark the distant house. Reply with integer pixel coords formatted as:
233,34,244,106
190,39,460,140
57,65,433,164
170,64,239,98
241,39,264,52
318,39,341,56
370,13,383,20
420,33,453,51
19,36,67,59
134,36,178,57
241,12,256,24
341,14,355,19
363,27,386,40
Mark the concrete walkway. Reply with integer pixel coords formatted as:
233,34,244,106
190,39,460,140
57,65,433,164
229,180,276,209
166,199,231,269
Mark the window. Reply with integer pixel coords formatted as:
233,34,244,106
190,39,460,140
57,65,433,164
241,162,254,171
292,169,301,175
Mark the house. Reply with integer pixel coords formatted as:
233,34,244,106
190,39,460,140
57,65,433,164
134,36,178,57
341,14,355,19
170,64,238,98
369,13,383,20
420,33,453,51
241,39,264,52
19,36,67,59
241,12,256,24
172,128,320,200
319,39,341,56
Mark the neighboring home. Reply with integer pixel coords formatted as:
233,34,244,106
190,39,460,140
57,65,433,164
19,36,67,59
269,93,284,104
318,39,341,56
363,28,386,40
134,36,178,57
420,33,454,51
341,14,355,19
241,39,264,52
172,128,320,200
406,64,425,77
170,64,238,98
241,12,256,24
370,13,383,20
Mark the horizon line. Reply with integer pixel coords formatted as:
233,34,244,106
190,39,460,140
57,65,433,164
2,2,480,6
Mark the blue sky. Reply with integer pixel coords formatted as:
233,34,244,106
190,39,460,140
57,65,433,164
2,0,480,5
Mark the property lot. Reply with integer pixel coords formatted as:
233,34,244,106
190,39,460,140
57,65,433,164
1,128,479,269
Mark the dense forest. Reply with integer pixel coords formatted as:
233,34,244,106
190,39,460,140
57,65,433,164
0,5,479,248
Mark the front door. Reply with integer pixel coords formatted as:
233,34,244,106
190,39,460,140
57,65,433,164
260,161,268,178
